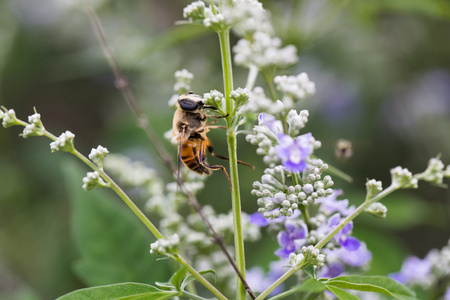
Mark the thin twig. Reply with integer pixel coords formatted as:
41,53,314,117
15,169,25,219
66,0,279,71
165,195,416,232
81,3,255,299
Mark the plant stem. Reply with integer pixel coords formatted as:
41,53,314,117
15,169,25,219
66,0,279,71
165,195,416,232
71,149,165,240
218,28,247,300
219,29,234,115
174,255,228,300
262,70,277,102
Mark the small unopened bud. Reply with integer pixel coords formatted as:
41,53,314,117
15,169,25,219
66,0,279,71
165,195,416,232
82,171,109,191
150,234,180,256
365,202,387,218
89,145,109,169
50,131,75,153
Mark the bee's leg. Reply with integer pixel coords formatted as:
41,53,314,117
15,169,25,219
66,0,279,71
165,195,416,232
206,140,255,170
177,126,188,186
208,125,227,129
200,140,231,190
206,114,229,119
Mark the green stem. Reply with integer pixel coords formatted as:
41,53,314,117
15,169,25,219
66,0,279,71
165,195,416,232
219,29,234,116
70,149,164,239
257,184,399,299
175,255,228,300
218,28,246,300
262,70,277,102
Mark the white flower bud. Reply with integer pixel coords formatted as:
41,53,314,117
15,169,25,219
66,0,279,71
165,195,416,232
50,131,75,153
303,184,314,194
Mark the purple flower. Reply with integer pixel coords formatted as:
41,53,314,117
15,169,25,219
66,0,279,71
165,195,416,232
248,210,301,227
248,212,269,227
275,221,308,258
321,242,372,276
258,113,283,133
318,262,345,278
246,260,287,295
445,287,450,300
390,256,432,284
317,213,360,250
337,242,372,267
275,133,313,173
316,190,355,216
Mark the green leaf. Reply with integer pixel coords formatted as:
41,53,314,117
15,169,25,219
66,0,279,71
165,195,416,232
267,278,326,300
181,269,216,291
324,275,417,300
154,281,174,291
326,286,359,300
56,283,180,300
170,267,188,291
63,162,170,286
303,265,317,279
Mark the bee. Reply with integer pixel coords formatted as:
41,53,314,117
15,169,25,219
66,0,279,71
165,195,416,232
335,139,353,162
172,91,251,186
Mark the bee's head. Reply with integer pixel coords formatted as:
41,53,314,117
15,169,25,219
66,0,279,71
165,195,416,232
177,92,204,112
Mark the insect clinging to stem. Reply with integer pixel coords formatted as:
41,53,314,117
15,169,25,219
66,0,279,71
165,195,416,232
172,91,253,188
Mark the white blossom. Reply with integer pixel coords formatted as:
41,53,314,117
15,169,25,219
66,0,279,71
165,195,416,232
233,32,298,70
50,131,75,153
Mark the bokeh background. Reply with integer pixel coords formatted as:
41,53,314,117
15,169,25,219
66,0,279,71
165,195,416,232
1,0,450,299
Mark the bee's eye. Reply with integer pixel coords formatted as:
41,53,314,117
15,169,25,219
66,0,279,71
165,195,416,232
179,99,200,111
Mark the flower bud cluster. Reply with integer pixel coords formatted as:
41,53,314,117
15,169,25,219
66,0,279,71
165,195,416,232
22,112,46,138
150,234,180,256
252,164,334,219
168,69,195,108
222,0,273,38
239,87,285,115
390,166,418,189
233,32,298,70
420,157,449,185
104,154,164,194
365,202,387,218
203,89,224,111
89,145,109,169
50,131,75,153
230,87,249,110
183,1,206,22
183,1,227,32
274,74,316,109
184,0,272,37
286,109,309,137
289,245,326,268
365,179,383,199
173,69,194,95
1,108,20,128
82,171,109,191
246,115,282,166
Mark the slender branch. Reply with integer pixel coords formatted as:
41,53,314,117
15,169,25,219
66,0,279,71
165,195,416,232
42,129,164,239
71,149,164,239
81,2,254,297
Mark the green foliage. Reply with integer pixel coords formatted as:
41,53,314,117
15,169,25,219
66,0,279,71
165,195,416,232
273,276,417,300
56,282,180,300
63,161,169,286
325,285,360,300
156,267,216,292
322,276,417,300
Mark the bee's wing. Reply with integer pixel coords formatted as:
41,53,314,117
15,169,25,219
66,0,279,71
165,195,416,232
177,126,188,186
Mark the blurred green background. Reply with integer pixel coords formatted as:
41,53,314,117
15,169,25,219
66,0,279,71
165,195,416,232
1,0,450,299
